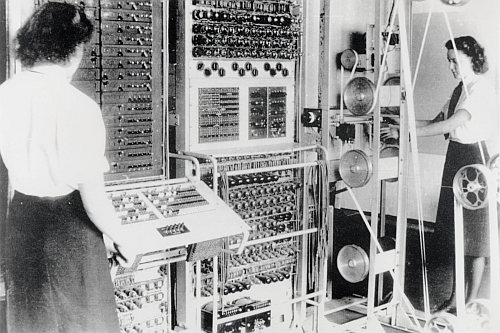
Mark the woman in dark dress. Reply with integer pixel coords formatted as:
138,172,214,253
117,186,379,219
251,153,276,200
382,36,496,313
0,3,137,332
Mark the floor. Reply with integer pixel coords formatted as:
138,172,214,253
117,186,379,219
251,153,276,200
403,220,491,312
335,209,492,307
298,210,494,333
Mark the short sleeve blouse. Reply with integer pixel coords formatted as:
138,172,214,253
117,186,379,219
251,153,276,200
0,65,109,197
447,76,496,144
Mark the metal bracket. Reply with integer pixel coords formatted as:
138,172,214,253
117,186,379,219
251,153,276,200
169,113,179,126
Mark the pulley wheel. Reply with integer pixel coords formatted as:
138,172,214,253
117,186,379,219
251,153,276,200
465,299,493,332
440,0,471,6
384,76,400,86
453,164,494,210
424,312,459,333
487,153,500,203
337,244,369,283
339,149,373,188
343,77,376,116
340,49,358,70
380,145,399,158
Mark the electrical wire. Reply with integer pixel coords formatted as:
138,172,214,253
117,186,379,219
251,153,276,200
216,170,229,308
305,159,329,291
219,170,229,204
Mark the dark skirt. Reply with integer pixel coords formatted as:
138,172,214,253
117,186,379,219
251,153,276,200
4,191,120,333
434,140,490,258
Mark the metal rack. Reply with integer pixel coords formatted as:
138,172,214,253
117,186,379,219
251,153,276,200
177,144,329,332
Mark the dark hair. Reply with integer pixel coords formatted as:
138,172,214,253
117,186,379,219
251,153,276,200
15,2,94,67
445,36,488,74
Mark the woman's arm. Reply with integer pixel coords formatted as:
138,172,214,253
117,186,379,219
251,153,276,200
381,110,469,140
415,111,445,127
416,109,470,137
78,177,138,267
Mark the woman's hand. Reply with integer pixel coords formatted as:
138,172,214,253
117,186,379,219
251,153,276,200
104,234,140,268
79,179,142,269
381,124,400,140
112,239,141,268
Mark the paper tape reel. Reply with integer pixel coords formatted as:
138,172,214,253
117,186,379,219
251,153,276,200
343,77,376,116
340,49,358,70
337,244,369,283
339,149,373,188
440,0,471,6
453,164,495,210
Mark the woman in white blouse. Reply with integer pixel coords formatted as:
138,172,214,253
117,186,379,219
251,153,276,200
383,36,496,314
0,3,137,332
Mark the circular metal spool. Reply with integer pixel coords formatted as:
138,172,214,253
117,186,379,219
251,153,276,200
424,312,459,333
340,49,358,70
343,77,376,116
465,299,493,332
487,153,500,203
337,244,369,283
339,149,373,188
440,0,471,6
453,164,494,210
380,145,399,182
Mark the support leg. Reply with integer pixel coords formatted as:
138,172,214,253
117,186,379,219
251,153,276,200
464,255,486,304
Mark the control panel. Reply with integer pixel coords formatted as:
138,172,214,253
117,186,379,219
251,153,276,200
106,177,251,331
113,247,188,333
198,165,299,297
176,0,302,152
185,149,307,331
189,0,301,61
38,0,164,181
114,262,170,333
106,178,250,254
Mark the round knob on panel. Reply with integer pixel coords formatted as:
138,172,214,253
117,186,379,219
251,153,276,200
192,47,204,57
203,68,212,77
